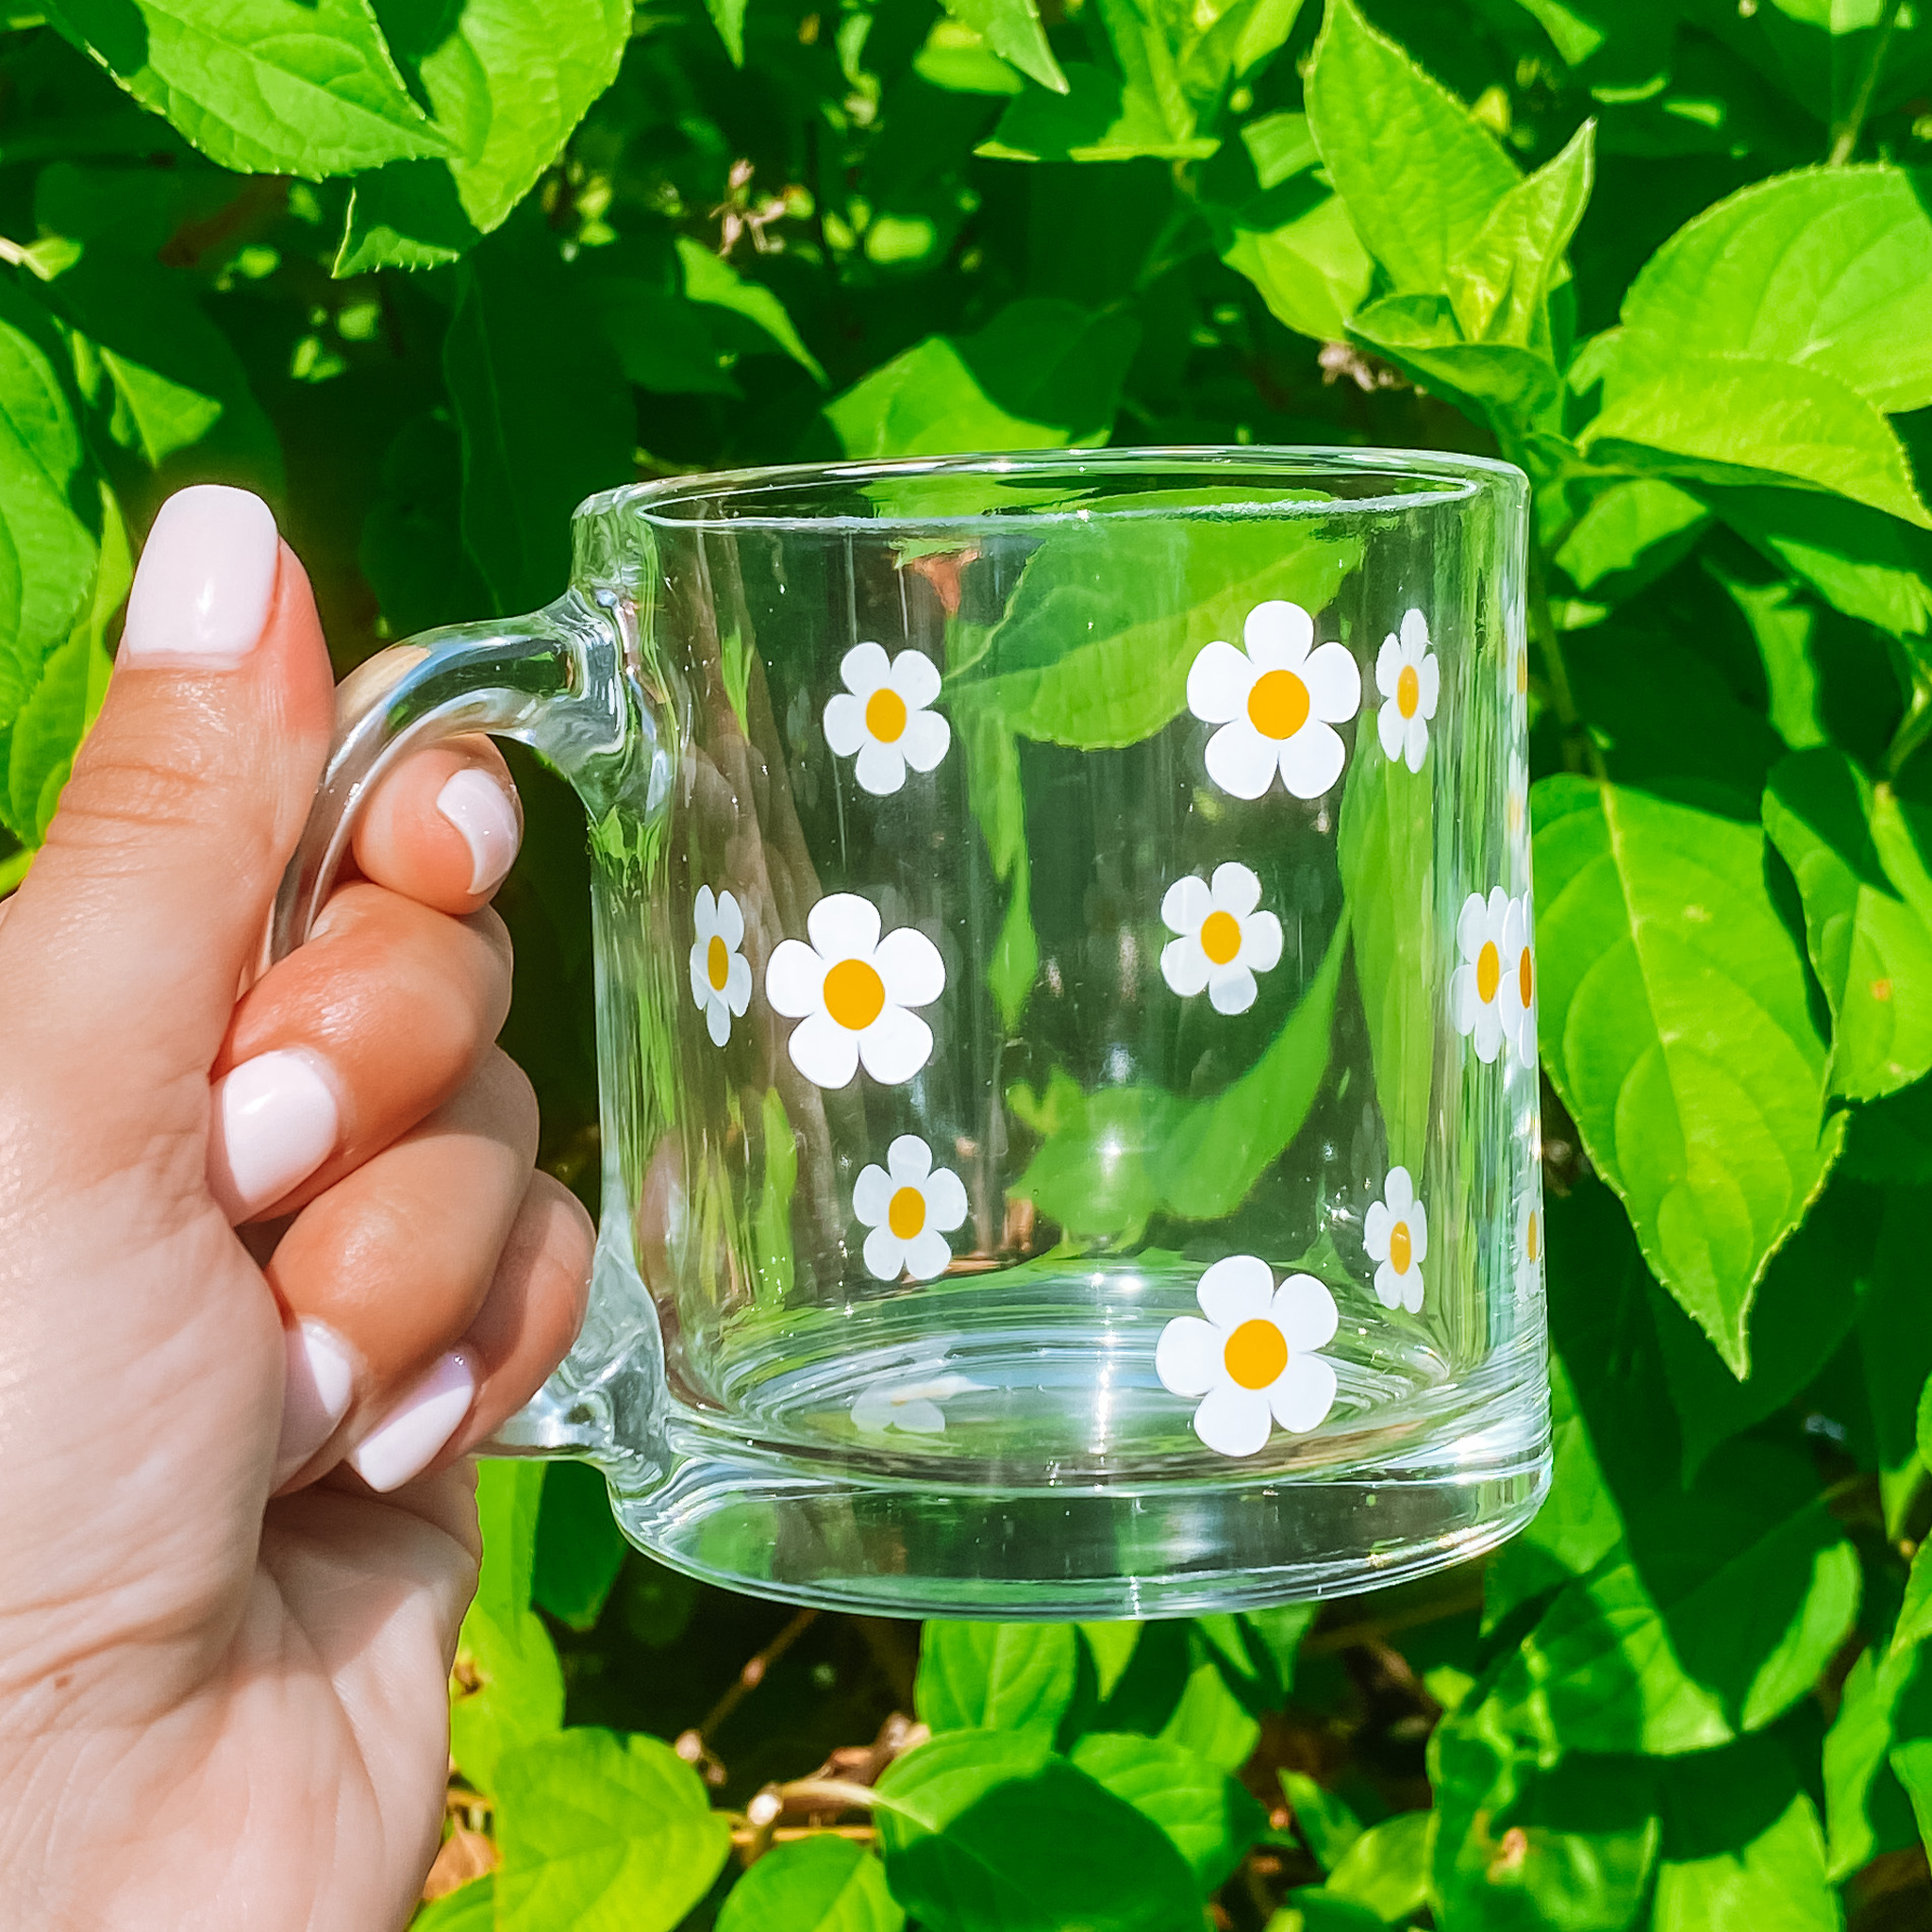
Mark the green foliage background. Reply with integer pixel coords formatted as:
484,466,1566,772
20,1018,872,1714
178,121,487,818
8,0,1932,1924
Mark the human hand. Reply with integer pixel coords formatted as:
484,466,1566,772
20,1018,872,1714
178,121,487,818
0,487,593,1929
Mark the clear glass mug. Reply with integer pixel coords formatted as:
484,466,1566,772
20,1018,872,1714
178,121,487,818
274,447,1550,1619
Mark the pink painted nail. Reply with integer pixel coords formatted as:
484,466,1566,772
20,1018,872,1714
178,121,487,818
207,1047,339,1222
121,486,280,667
347,1352,476,1492
436,768,521,894
274,1321,356,1486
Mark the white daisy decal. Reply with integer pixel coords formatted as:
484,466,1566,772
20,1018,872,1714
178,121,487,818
1500,893,1537,1068
1517,1179,1544,1299
1186,599,1362,802
1363,1166,1427,1313
1155,1256,1339,1457
853,1134,969,1281
1451,888,1510,1064
851,1338,984,1437
1159,860,1284,1016
689,887,752,1047
1507,631,1529,708
824,641,950,796
766,891,944,1089
1505,743,1530,849
1374,608,1440,774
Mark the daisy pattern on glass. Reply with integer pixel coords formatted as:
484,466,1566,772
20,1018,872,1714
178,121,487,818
853,1134,969,1282
1363,1166,1427,1312
851,1340,984,1437
1186,599,1362,802
689,887,752,1047
1450,887,1510,1064
1155,1255,1340,1457
1158,860,1284,1015
1499,893,1537,1068
1374,608,1440,774
766,892,944,1089
823,641,950,796
1517,1180,1544,1299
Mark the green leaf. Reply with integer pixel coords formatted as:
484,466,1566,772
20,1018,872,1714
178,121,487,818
1069,1733,1266,1891
703,0,747,62
1554,477,1710,604
1713,486,1932,641
1764,748,1932,1099
874,1729,1202,1932
1446,120,1594,348
495,1728,731,1932
959,708,1037,1029
1306,0,1518,294
1280,1770,1363,1872
937,0,1066,92
1011,918,1347,1244
915,1622,1079,1740
1533,775,1840,1373
1652,1760,1838,1932
1323,1810,1436,1923
1156,1632,1262,1773
414,1875,496,1929
339,0,631,272
977,59,1218,161
1349,291,1564,439
716,1838,905,1932
1337,722,1433,1174
443,213,634,617
1894,1541,1932,1658
531,1458,627,1632
1824,1643,1924,1877
44,0,452,177
1704,559,1829,752
1223,192,1374,343
753,1084,798,1301
1613,164,1932,414
1580,353,1932,530
676,241,826,385
1857,1186,1932,1533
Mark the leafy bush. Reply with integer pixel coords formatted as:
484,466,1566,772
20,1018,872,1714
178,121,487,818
7,0,1932,1924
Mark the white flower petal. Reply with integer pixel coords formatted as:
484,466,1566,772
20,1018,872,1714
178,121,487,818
851,1383,893,1433
1270,1351,1337,1433
855,740,908,796
852,1162,893,1227
1208,965,1257,1015
1377,700,1406,764
1516,1002,1541,1068
862,1224,908,1280
890,650,942,710
689,943,713,1011
1374,634,1403,699
924,1166,970,1231
724,952,753,1017
887,1134,933,1183
766,939,826,1018
1485,886,1511,940
790,1009,861,1089
1451,964,1479,1036
1408,1198,1428,1261
824,691,868,758
874,926,946,1008
1162,934,1211,997
1474,1001,1504,1063
1156,1315,1221,1397
1363,1200,1391,1261
1374,1260,1402,1308
1457,892,1488,963
1401,608,1429,657
1402,1268,1424,1314
1162,874,1211,935
902,1227,953,1281
1303,641,1361,724
1404,713,1428,773
808,891,883,962
1241,910,1283,975
1385,1165,1414,1215
1194,1383,1273,1457
714,890,744,950
1273,1272,1338,1351
1417,653,1440,720
1209,860,1262,916
1243,599,1313,671
705,993,730,1046
899,708,950,774
892,1396,948,1433
1186,640,1253,724
858,1006,933,1085
1277,721,1345,800
841,641,891,698
1198,1252,1274,1328
1207,720,1279,800
693,885,718,940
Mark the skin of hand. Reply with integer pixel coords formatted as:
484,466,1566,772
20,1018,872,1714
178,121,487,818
0,486,594,1930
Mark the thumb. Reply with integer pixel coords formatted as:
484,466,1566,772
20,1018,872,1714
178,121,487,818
7,485,335,1097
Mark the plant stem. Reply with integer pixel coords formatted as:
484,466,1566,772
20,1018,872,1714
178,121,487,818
695,1607,819,1741
1830,0,1905,165
1527,548,1607,781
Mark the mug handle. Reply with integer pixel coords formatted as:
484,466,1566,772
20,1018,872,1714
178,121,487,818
267,587,656,1470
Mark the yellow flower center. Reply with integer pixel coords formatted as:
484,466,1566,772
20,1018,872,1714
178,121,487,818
866,688,908,743
1476,940,1501,1005
1525,1208,1541,1264
888,1185,925,1240
1515,647,1529,696
824,957,887,1032
707,935,729,991
1246,668,1310,741
1390,1221,1412,1274
1519,945,1535,1010
1224,1318,1288,1391
1200,909,1242,966
1396,663,1420,720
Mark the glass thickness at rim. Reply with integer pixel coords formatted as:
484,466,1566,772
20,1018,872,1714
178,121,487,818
585,443,1525,530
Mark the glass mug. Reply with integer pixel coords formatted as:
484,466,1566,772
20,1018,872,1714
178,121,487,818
274,447,1550,1619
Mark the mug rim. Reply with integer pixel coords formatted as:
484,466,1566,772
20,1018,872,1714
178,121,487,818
585,442,1527,532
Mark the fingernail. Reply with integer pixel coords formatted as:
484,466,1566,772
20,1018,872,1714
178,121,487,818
436,767,521,894
348,1352,476,1493
121,485,280,667
274,1320,356,1486
207,1047,340,1221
